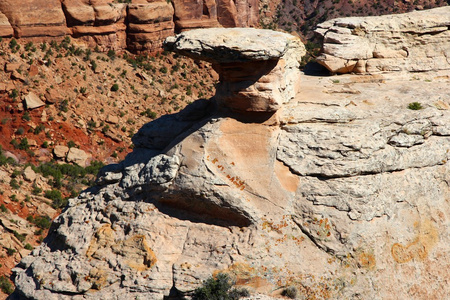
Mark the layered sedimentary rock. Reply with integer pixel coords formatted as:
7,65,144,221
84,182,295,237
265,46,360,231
11,26,450,299
61,0,127,50
0,0,258,52
0,11,13,37
0,0,69,38
165,28,306,112
172,0,258,31
127,1,175,53
316,6,450,74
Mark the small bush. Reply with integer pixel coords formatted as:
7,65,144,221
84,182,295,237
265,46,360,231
0,204,7,212
282,286,298,299
408,102,423,110
30,215,52,229
0,275,14,295
13,230,26,243
192,273,248,300
10,178,20,189
111,83,119,92
24,243,33,250
6,247,16,256
15,127,25,135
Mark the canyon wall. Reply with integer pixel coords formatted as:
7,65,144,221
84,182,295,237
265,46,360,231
11,20,450,300
0,0,258,52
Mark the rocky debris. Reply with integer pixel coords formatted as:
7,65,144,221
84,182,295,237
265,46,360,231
23,92,45,110
0,0,258,52
316,7,450,74
165,28,306,112
10,68,450,299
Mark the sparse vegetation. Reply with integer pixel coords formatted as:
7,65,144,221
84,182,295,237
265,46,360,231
192,273,249,300
408,102,423,110
0,275,14,295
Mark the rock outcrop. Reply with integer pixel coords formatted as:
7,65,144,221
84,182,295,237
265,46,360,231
11,28,450,300
316,6,450,74
0,0,258,52
165,28,305,112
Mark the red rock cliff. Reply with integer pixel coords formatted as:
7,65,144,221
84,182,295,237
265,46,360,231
0,0,258,52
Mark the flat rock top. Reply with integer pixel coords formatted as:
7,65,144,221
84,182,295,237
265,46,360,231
164,28,299,63
317,6,450,32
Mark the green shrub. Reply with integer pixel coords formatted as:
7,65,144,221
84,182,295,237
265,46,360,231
192,273,248,300
67,140,76,148
13,230,26,243
140,109,157,119
22,111,31,121
408,102,423,110
111,83,119,92
44,189,67,208
0,204,7,212
24,243,33,250
0,275,14,295
6,248,16,256
29,215,52,229
10,178,20,189
15,127,25,135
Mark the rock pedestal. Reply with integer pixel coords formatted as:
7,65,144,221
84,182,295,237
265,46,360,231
164,28,306,112
315,7,450,74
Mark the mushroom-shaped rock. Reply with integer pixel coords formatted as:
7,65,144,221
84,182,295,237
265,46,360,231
165,28,306,113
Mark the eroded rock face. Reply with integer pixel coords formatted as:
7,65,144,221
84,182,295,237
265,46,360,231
11,69,450,299
0,0,259,52
316,6,450,74
0,0,69,38
165,28,306,112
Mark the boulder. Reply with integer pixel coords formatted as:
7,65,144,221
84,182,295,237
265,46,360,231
23,92,45,110
165,28,306,112
53,145,69,159
66,147,89,166
23,166,36,182
316,7,450,73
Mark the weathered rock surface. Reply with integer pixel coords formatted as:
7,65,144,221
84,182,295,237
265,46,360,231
23,92,45,110
316,7,450,74
165,28,306,112
0,0,258,52
0,0,69,38
11,67,450,299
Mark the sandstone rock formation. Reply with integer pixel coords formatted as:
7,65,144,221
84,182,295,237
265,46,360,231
165,28,305,112
0,0,258,52
316,6,450,74
11,26,450,299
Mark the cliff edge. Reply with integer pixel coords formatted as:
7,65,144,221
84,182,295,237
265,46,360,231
10,13,450,300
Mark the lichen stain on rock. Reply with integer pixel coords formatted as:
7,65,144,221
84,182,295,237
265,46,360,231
86,224,157,271
391,219,439,264
86,267,108,290
357,250,376,270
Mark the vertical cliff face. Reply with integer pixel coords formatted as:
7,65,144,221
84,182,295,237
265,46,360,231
0,0,259,52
